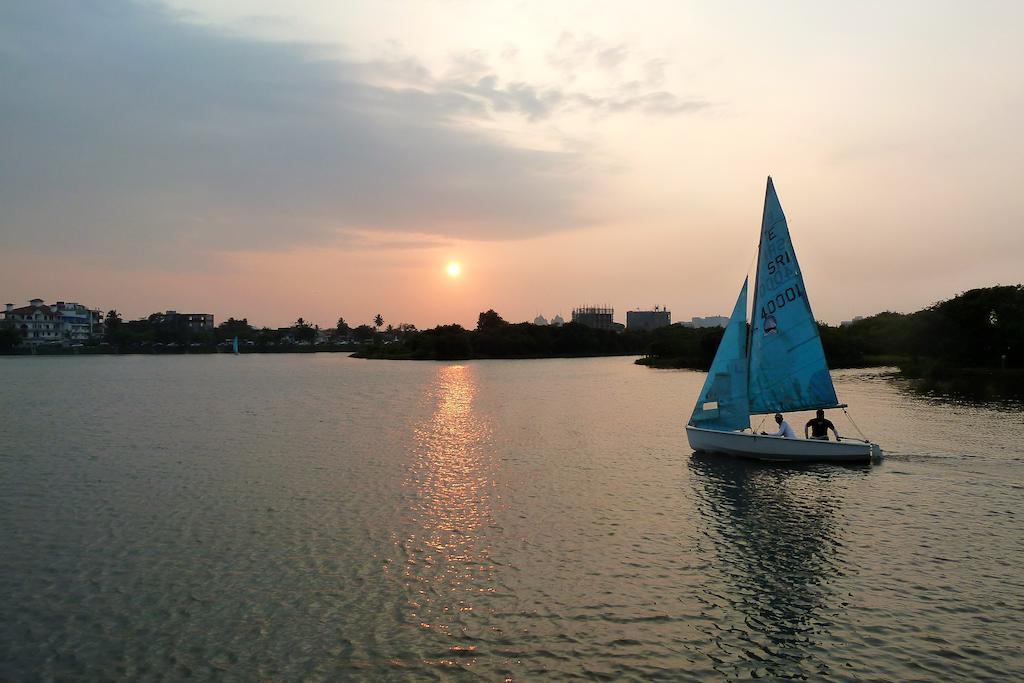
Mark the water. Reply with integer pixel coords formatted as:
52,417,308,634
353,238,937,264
1,355,1022,680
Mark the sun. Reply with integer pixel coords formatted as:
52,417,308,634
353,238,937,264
446,261,462,278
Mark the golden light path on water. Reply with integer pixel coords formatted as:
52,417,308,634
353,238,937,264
398,364,500,669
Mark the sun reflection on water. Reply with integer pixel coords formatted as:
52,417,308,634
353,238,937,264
398,364,499,664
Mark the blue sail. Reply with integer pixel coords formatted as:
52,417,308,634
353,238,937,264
748,177,839,414
688,278,750,431
232,336,239,355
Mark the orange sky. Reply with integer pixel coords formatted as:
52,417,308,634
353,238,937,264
2,1,1022,329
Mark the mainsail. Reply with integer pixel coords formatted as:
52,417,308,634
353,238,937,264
688,278,751,431
747,177,839,414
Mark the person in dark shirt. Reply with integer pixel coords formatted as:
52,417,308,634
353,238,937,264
805,409,841,441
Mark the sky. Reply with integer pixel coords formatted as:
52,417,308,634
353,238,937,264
2,0,1022,330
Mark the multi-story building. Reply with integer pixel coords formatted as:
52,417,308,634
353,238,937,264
148,311,215,332
678,315,730,329
572,306,616,330
626,307,671,331
52,301,103,341
692,315,729,328
3,299,102,345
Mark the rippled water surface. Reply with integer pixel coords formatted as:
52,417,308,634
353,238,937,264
2,355,1022,680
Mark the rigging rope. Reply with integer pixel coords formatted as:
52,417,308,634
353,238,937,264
841,406,870,443
754,414,768,434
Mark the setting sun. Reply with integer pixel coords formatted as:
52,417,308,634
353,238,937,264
446,261,462,278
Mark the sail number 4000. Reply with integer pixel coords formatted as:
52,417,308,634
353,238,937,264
760,283,805,319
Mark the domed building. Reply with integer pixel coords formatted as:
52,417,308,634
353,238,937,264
533,314,548,326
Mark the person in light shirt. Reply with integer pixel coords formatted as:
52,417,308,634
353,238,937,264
761,412,795,438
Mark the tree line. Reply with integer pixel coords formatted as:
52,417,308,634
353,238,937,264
3,286,1020,374
358,309,678,361
818,284,1022,375
356,285,1024,375
0,309,407,353
646,284,1022,375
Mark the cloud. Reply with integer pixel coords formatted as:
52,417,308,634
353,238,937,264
546,32,638,77
419,44,708,122
0,3,708,269
333,230,453,252
0,2,589,265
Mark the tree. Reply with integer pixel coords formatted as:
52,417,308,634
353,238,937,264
217,317,255,341
373,313,384,332
104,309,122,337
103,309,133,349
0,324,21,352
352,324,375,342
908,285,1023,368
257,327,284,346
476,309,507,331
335,317,350,336
292,318,316,344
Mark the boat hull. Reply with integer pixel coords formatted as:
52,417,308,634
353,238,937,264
686,425,881,464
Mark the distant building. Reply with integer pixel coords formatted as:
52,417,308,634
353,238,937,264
533,314,548,326
149,310,214,332
840,316,865,327
52,301,103,340
3,299,102,345
626,307,671,331
688,315,729,327
572,306,615,330
551,314,565,327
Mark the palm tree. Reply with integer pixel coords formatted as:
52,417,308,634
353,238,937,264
104,310,122,336
373,313,384,333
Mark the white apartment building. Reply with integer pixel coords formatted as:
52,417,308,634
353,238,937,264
3,299,102,345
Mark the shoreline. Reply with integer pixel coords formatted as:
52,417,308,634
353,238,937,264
4,349,1022,384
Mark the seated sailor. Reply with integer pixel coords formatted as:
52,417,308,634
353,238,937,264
761,412,795,438
805,409,841,441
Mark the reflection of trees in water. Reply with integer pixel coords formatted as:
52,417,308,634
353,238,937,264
688,454,863,679
896,374,1024,410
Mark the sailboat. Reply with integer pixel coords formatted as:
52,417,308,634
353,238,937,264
232,336,240,355
685,177,882,464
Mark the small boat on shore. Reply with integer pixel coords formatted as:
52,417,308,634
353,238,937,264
685,177,882,464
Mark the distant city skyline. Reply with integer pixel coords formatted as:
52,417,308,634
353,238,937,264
3,1,1022,330
0,293,879,334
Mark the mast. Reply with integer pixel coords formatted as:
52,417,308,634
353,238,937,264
746,175,772,381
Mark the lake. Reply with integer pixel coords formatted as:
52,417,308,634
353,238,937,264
1,355,1022,680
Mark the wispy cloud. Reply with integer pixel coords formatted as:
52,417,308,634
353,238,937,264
0,2,582,265
0,2,707,270
405,35,709,122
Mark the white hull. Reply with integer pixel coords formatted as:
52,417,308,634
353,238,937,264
686,425,881,464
